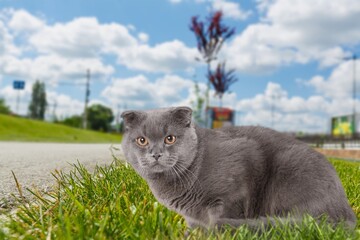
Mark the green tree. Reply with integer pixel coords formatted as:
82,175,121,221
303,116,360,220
87,104,114,132
61,115,83,128
28,80,47,120
0,98,11,114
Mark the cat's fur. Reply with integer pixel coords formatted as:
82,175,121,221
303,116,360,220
121,106,357,230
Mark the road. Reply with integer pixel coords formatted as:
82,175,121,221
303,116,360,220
0,142,123,207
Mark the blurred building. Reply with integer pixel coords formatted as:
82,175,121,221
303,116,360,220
331,114,360,138
206,107,235,129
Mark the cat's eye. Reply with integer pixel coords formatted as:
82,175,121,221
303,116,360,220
136,137,148,146
164,135,176,145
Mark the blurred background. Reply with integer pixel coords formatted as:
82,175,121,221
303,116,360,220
0,0,360,144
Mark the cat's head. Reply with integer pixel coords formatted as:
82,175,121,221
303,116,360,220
121,106,198,179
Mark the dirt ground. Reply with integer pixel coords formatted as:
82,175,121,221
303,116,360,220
315,148,360,161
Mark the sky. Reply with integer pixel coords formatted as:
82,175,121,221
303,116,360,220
0,0,360,133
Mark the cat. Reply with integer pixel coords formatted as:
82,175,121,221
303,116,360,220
121,106,357,231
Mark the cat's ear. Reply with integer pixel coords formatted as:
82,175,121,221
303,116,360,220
121,110,146,129
171,106,192,127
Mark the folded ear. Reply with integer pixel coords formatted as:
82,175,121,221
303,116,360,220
121,110,146,129
171,106,192,127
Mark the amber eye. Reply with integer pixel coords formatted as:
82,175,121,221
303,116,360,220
136,137,148,146
164,135,176,145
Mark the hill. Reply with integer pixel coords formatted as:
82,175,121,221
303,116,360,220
0,114,122,143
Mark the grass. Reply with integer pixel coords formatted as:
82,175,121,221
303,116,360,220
0,114,121,143
0,156,359,239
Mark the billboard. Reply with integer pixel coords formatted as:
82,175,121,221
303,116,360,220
206,107,234,129
13,80,25,90
331,115,355,137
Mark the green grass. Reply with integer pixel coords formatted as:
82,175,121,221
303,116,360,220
0,157,359,239
0,114,121,143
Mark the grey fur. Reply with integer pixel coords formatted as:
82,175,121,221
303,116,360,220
121,106,357,230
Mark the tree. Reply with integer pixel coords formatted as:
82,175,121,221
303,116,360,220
190,11,235,124
28,80,47,120
0,98,11,114
190,11,235,64
207,62,238,107
60,115,83,128
86,104,114,132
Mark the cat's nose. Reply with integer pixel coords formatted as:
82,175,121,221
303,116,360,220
152,153,162,161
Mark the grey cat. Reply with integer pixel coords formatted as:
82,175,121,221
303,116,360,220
121,106,357,230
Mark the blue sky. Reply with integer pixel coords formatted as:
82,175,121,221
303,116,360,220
0,0,360,133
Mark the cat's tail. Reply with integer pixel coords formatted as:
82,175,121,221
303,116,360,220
213,215,356,233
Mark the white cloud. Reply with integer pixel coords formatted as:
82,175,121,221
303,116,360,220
223,23,309,73
47,91,84,119
224,0,360,73
2,10,198,73
237,82,328,132
8,9,45,33
168,0,251,20
138,32,149,43
101,74,194,109
256,0,272,12
265,0,360,48
316,47,350,68
0,55,114,86
0,20,21,56
30,17,116,58
115,40,199,73
304,59,360,99
0,9,195,83
235,78,360,133
211,0,251,20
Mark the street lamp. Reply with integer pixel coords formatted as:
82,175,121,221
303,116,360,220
343,54,357,138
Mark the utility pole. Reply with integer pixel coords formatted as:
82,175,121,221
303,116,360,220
271,94,279,129
83,69,90,129
352,54,357,138
343,54,358,138
13,80,25,115
116,104,120,133
52,100,57,122
271,96,275,129
16,90,20,114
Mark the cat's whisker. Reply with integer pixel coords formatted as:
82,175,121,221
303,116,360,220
169,155,189,183
168,164,178,183
175,161,204,193
171,166,183,191
174,163,198,192
174,163,194,187
173,164,204,210
173,164,190,189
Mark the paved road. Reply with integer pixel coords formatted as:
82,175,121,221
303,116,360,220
0,142,123,207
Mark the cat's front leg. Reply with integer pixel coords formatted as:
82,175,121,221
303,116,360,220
207,202,225,227
185,217,200,229
184,216,208,237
